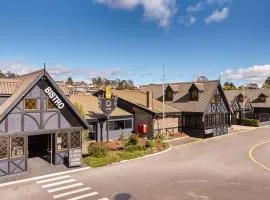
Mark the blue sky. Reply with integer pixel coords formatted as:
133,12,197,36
0,0,270,86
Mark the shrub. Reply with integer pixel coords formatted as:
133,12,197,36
123,145,143,152
154,133,166,141
145,140,155,149
88,143,108,158
119,132,125,140
126,133,139,146
84,153,120,168
242,118,260,127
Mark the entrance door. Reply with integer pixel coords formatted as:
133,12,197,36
28,134,51,162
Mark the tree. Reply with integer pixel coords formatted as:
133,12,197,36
66,77,74,85
0,70,7,78
197,75,208,82
264,77,270,88
223,81,236,90
6,71,17,78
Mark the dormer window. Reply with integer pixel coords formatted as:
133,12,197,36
165,88,173,101
212,94,221,104
190,88,198,101
258,94,266,102
237,94,243,102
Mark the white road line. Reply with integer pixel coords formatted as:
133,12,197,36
41,179,76,188
98,198,110,200
0,167,91,188
37,175,71,184
48,183,84,193
66,192,99,200
52,187,91,199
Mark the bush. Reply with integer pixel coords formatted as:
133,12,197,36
88,143,109,158
126,134,139,146
145,140,155,149
242,118,260,127
123,145,143,152
154,133,166,141
119,132,125,140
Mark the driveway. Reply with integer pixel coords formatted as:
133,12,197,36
1,127,270,200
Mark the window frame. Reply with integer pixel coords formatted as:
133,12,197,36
47,99,56,110
24,98,38,110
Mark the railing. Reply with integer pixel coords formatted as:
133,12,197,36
254,113,270,122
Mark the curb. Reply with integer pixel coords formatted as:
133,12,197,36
165,136,189,142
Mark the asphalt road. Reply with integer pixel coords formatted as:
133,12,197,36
1,127,270,200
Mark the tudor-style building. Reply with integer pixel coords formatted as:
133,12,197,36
140,80,232,138
225,89,270,122
0,69,88,176
224,91,254,124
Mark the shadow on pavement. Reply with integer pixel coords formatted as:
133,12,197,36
114,193,138,200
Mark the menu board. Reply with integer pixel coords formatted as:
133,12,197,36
68,148,82,167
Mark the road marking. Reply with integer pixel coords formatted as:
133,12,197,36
52,187,91,199
66,191,99,200
41,179,76,188
0,167,91,188
98,198,110,200
48,183,84,193
37,175,71,184
248,140,270,172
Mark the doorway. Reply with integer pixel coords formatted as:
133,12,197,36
28,134,52,162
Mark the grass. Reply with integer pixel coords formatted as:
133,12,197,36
83,141,168,168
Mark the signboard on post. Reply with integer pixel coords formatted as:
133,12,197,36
68,148,82,167
98,85,118,142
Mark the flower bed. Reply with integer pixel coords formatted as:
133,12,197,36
83,134,169,168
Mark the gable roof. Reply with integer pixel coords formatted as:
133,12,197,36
224,89,270,108
70,95,132,120
111,90,181,115
0,69,89,129
140,80,230,113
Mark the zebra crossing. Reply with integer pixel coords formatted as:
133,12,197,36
36,174,109,200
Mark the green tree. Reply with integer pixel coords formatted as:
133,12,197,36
264,77,270,88
66,77,74,85
6,71,17,78
0,70,7,78
224,81,236,90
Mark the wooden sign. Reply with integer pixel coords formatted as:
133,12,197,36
68,148,82,167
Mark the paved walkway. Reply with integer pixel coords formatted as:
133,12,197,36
167,137,200,147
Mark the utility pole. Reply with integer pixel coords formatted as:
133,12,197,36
162,64,165,134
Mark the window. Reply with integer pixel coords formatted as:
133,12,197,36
212,95,221,104
11,137,24,158
165,90,173,101
109,119,132,131
238,94,243,102
56,133,68,151
259,95,266,103
190,89,198,101
47,99,55,109
0,137,8,160
70,131,81,148
24,99,37,110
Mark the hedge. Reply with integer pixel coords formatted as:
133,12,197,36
242,118,260,127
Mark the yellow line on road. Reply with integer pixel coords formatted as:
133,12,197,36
248,140,270,172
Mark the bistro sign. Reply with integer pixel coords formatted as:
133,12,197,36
44,86,65,109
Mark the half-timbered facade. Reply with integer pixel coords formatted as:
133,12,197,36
140,81,231,138
0,69,88,176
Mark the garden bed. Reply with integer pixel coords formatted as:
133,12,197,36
83,134,169,168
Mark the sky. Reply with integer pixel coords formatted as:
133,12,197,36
0,0,270,86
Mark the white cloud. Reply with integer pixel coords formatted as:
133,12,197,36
221,64,270,84
179,15,197,25
187,3,204,12
93,0,177,27
205,7,229,24
207,0,230,5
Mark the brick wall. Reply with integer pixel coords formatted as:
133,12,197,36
133,107,153,137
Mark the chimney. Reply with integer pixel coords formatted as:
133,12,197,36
146,91,153,110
